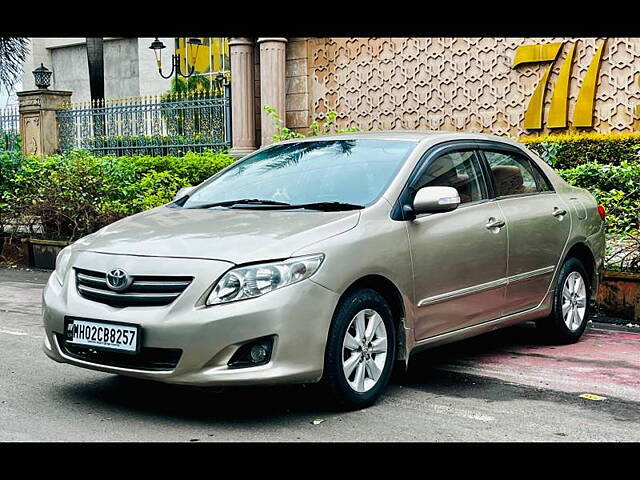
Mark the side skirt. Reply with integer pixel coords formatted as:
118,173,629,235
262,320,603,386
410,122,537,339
408,294,553,356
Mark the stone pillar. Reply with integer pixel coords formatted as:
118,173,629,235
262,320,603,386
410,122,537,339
17,89,72,158
229,38,257,157
258,37,287,147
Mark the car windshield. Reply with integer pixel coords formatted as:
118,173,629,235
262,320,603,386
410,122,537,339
182,139,417,209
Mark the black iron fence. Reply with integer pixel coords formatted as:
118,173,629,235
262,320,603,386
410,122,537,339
0,106,20,152
57,88,231,156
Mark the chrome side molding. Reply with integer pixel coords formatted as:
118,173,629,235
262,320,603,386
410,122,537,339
417,265,555,307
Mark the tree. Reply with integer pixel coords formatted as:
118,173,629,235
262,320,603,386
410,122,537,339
0,38,28,91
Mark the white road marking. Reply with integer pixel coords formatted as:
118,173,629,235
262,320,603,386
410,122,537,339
427,403,495,423
383,393,495,423
0,328,42,339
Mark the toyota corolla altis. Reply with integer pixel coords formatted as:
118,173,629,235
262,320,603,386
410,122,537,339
42,132,605,408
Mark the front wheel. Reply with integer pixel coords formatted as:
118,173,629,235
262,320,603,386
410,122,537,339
322,288,396,410
537,257,590,344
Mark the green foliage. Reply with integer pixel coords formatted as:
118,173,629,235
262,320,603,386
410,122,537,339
557,161,640,237
264,106,359,142
309,111,358,136
165,75,226,98
0,149,23,232
0,131,21,153
523,132,640,169
263,106,305,141
1,150,234,241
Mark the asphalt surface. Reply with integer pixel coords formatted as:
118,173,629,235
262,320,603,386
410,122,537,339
1,266,639,442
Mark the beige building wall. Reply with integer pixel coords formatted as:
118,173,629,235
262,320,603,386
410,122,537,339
291,38,640,138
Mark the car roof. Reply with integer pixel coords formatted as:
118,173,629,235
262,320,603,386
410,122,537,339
275,130,522,147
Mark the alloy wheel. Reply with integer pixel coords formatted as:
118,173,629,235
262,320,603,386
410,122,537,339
342,308,388,393
562,271,587,332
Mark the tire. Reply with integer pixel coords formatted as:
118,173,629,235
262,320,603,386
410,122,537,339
322,288,396,410
537,257,590,344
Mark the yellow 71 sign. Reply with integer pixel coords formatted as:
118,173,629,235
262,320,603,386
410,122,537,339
513,40,607,130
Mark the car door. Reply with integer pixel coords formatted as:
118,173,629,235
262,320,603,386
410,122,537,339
405,144,509,340
480,144,571,315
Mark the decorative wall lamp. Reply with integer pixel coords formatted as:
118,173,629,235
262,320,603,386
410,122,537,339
32,63,52,89
149,37,203,81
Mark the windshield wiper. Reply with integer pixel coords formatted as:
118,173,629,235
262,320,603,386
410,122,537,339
186,199,292,209
185,199,364,211
290,202,365,211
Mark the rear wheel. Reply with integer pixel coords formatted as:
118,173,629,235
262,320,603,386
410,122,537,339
322,288,396,410
537,257,590,344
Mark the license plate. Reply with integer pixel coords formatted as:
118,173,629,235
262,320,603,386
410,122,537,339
64,318,140,354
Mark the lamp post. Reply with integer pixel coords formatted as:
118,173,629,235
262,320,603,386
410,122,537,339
149,37,203,83
32,63,53,90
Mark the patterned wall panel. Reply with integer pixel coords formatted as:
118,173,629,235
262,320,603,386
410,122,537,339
307,38,640,137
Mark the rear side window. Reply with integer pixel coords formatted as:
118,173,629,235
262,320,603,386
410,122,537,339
483,151,541,197
529,161,554,192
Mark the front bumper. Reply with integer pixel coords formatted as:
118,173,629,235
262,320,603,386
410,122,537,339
42,251,340,386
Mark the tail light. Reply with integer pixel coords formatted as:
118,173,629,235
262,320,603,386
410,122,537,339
597,204,606,221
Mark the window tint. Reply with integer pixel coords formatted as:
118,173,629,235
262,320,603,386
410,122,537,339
483,151,539,197
415,150,488,204
530,162,554,192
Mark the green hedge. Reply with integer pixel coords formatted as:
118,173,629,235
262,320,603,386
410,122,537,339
522,132,640,169
0,149,234,241
557,162,640,236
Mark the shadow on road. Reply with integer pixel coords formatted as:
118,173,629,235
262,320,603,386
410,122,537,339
49,323,558,422
406,322,547,376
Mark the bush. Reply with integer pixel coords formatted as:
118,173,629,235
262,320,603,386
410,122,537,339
0,150,24,233
557,161,640,237
522,132,640,169
1,150,234,241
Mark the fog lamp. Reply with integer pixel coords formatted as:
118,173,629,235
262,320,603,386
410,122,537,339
227,337,274,368
250,344,268,363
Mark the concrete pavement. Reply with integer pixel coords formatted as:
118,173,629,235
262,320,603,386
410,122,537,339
1,266,639,441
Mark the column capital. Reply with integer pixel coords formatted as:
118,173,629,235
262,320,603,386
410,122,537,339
228,37,255,47
257,38,288,45
17,89,72,112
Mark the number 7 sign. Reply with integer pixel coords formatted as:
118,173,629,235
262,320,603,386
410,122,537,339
513,40,607,130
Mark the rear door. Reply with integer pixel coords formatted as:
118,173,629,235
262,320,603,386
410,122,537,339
479,143,571,315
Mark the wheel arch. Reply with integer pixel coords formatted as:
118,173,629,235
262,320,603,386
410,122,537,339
562,241,597,296
335,274,409,361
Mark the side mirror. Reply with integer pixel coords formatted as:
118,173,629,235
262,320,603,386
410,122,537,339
173,186,196,202
412,186,460,215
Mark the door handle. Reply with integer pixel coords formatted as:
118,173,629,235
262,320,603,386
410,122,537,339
553,208,568,218
486,217,506,230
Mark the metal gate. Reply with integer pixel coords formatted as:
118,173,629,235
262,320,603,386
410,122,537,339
57,85,231,156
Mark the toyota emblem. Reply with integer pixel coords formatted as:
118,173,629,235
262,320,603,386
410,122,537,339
105,268,132,291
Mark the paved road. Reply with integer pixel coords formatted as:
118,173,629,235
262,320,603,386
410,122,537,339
1,267,639,442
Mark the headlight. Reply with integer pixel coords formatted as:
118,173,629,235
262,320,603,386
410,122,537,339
206,254,324,306
53,246,72,286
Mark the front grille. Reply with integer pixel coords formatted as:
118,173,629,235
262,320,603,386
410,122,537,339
75,268,192,307
57,334,182,371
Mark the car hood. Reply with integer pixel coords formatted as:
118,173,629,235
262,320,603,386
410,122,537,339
73,206,360,264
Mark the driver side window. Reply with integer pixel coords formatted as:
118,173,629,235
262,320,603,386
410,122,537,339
415,150,488,204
